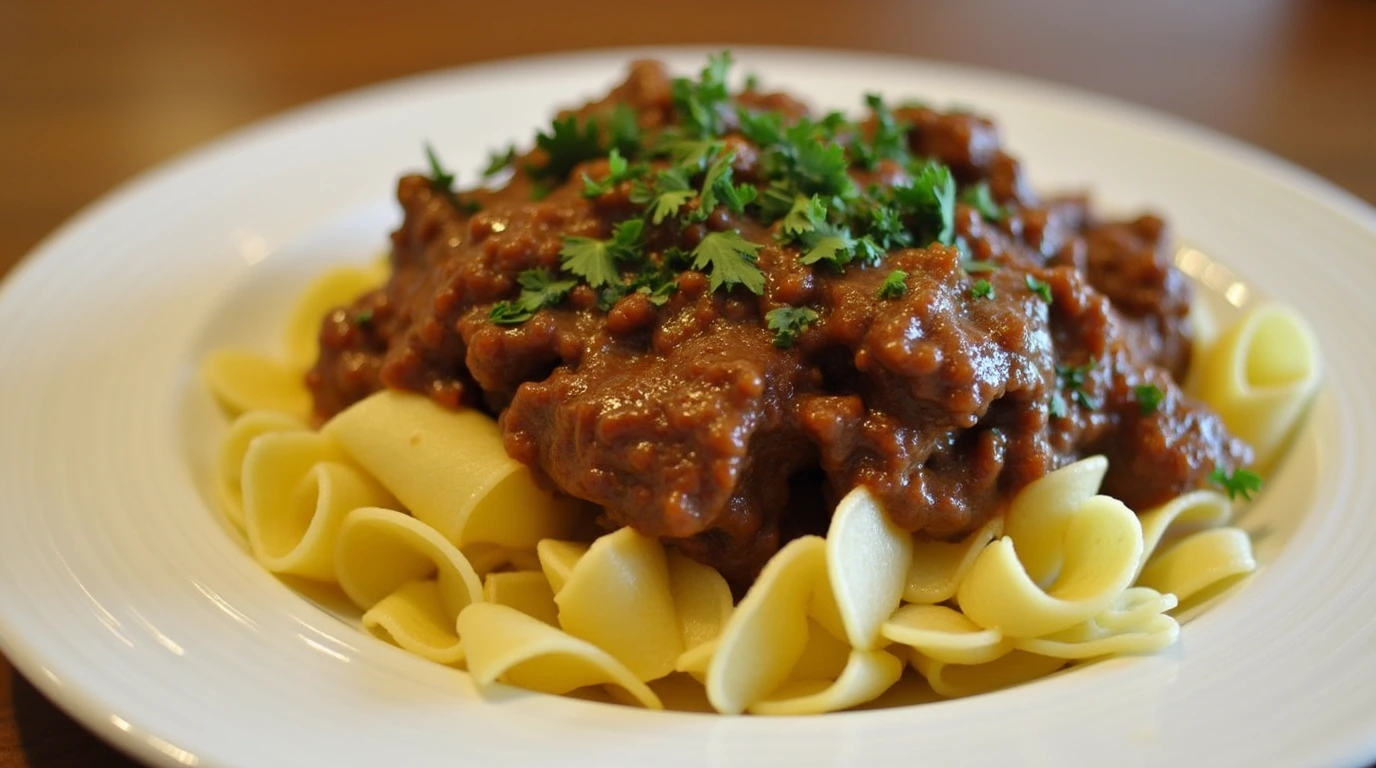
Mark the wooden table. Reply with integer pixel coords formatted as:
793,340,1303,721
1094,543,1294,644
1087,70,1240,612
0,0,1372,765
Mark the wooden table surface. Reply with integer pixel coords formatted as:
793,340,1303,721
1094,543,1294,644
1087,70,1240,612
1,0,1373,765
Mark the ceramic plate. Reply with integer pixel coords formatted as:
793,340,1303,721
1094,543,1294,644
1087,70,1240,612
1,48,1373,768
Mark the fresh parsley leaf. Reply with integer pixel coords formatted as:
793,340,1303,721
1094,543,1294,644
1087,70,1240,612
1025,274,1053,303
581,148,639,198
961,181,1005,221
1134,384,1165,415
691,231,765,294
354,309,374,325
424,142,456,191
630,167,696,225
865,204,912,251
606,103,642,158
559,219,645,288
482,145,517,178
659,138,720,170
800,232,856,268
532,115,603,181
736,108,784,148
1048,391,1068,419
970,279,994,299
488,269,577,325
892,160,957,246
671,50,734,139
743,72,761,91
852,235,886,266
780,195,822,238
851,93,910,170
1208,467,1263,501
529,182,551,202
1055,361,1099,411
877,270,908,299
786,119,856,200
766,306,820,349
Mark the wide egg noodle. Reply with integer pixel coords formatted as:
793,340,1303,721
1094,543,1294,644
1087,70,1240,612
1002,456,1109,586
333,507,483,634
284,263,388,368
666,549,734,652
788,619,853,682
362,579,465,665
536,539,590,595
1013,589,1180,660
322,390,582,548
1138,527,1256,605
706,536,825,715
216,410,307,530
674,637,717,683
241,431,394,581
554,527,683,682
956,492,1144,638
825,486,913,650
880,604,1011,665
457,602,663,710
1137,490,1233,571
202,349,311,420
903,515,1003,605
911,649,1068,699
483,571,559,627
748,649,905,716
1193,302,1321,471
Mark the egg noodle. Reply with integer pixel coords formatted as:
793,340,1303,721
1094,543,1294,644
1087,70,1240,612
203,263,1319,713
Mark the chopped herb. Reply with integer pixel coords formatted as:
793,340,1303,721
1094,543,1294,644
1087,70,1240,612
960,181,1005,221
581,148,640,198
780,194,824,238
743,72,761,91
532,115,603,181
354,309,374,325
865,204,912,251
690,231,765,294
961,258,999,274
424,142,456,191
851,93,910,170
670,51,734,139
1048,392,1068,419
559,219,645,288
482,145,518,178
1208,467,1263,501
970,279,994,299
696,149,758,218
1055,361,1099,411
659,138,720,170
529,182,551,202
630,166,696,225
736,108,784,148
1134,384,1165,415
1025,274,1053,303
877,270,908,299
784,119,856,200
606,103,642,158
766,306,820,349
488,269,577,325
891,160,957,245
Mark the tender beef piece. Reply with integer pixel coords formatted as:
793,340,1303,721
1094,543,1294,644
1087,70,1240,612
307,61,1253,585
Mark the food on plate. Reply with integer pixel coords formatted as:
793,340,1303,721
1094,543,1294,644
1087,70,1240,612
203,53,1321,714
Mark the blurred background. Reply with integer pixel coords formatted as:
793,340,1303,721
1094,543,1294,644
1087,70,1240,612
0,0,1372,765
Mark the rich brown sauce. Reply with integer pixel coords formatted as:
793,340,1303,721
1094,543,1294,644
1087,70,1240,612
307,60,1252,586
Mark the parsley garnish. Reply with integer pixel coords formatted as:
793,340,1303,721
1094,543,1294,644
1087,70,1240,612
743,72,761,91
877,270,908,299
670,51,734,139
970,279,994,299
482,145,517,178
424,142,456,191
532,115,603,181
766,306,819,349
1208,467,1263,501
691,231,765,294
489,269,578,325
354,309,374,326
864,205,912,251
1134,384,1165,415
696,150,757,218
559,219,645,288
1048,392,1068,420
891,160,957,246
606,103,642,158
581,148,640,198
852,93,910,170
1055,361,1099,410
630,167,696,225
1026,275,1053,303
960,181,1005,221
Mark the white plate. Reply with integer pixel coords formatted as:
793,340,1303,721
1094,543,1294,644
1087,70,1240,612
1,47,1373,768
